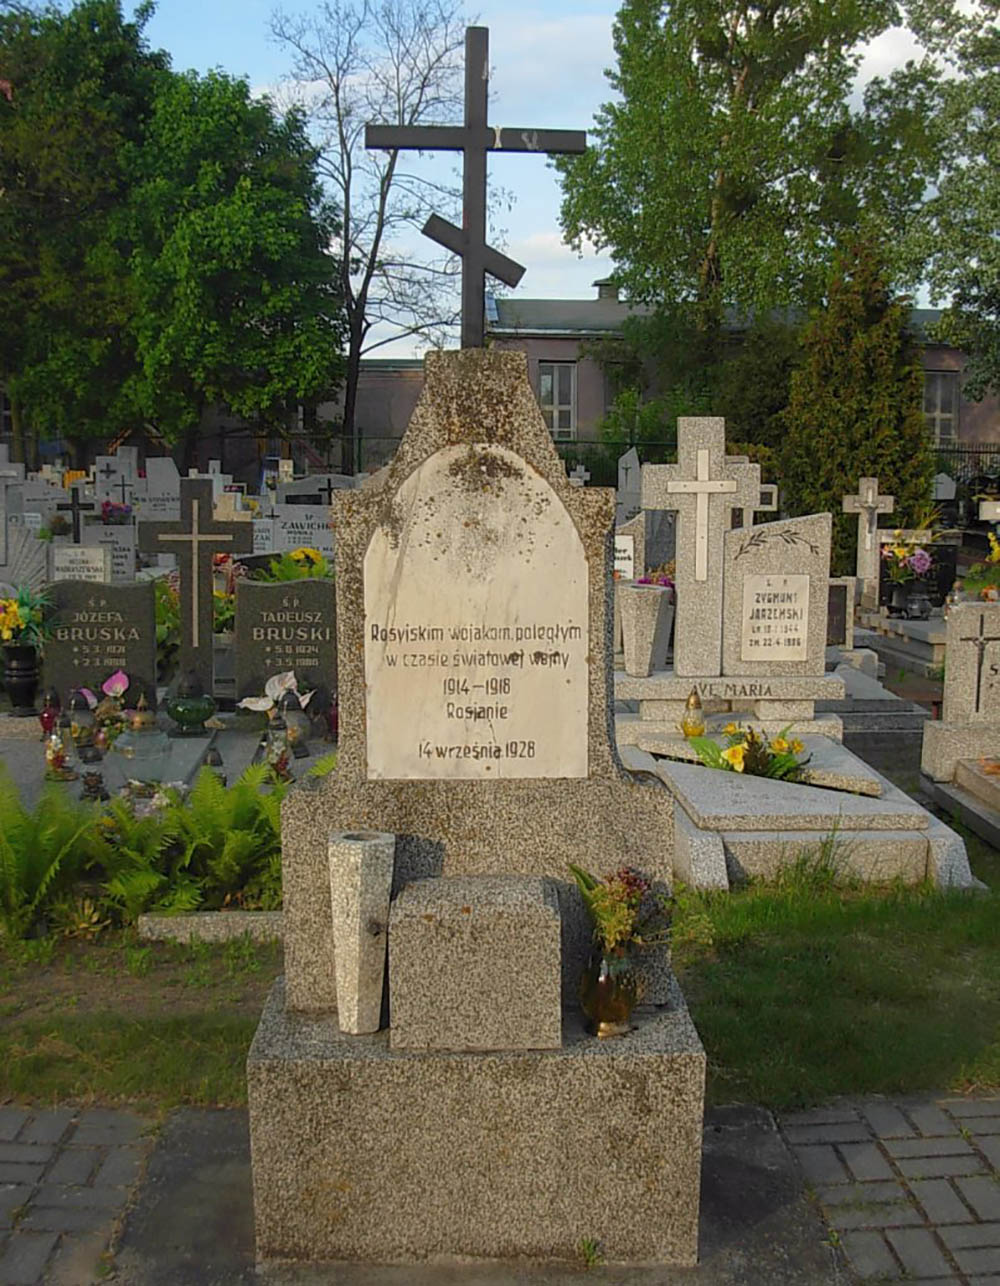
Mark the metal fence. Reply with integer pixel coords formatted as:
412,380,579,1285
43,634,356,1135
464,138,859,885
934,442,1000,485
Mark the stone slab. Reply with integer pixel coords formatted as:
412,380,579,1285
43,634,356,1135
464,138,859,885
389,876,562,1051
617,712,845,750
137,911,283,944
922,774,1000,858
942,602,1000,724
721,829,930,884
921,720,1000,783
955,758,1000,812
248,976,705,1266
615,671,845,702
673,803,729,889
651,759,929,832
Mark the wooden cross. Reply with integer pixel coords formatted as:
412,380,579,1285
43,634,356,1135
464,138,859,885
365,26,586,348
56,486,96,543
138,478,252,690
959,612,1000,715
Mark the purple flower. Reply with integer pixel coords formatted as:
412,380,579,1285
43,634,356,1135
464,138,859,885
908,548,933,575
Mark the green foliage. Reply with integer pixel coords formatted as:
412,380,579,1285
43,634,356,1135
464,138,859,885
689,724,808,782
0,767,109,939
557,0,944,331
154,577,179,678
780,240,934,575
253,550,333,582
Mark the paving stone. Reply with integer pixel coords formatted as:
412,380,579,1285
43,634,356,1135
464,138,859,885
93,1145,144,1188
0,1142,53,1165
829,1202,923,1230
0,1230,59,1284
45,1147,100,1185
32,1182,129,1211
887,1136,976,1158
793,1143,851,1184
841,1142,896,1181
70,1110,146,1146
0,1185,31,1228
957,1176,1000,1221
898,1155,988,1179
907,1105,961,1137
955,1247,1000,1275
46,1230,112,1286
940,1224,1000,1250
0,1162,45,1185
940,1099,1000,1119
784,1120,872,1145
861,1104,915,1138
17,1110,76,1146
978,1137,1000,1169
21,1204,116,1233
910,1178,976,1224
840,1229,901,1279
816,1181,903,1206
0,1108,28,1142
968,1120,1000,1137
968,1275,1000,1286
885,1227,953,1278
781,1106,861,1127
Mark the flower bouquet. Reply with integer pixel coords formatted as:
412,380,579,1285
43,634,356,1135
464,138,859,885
689,722,809,781
961,531,1000,601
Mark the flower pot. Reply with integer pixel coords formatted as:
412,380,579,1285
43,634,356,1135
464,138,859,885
3,643,40,717
620,583,674,678
579,945,641,1039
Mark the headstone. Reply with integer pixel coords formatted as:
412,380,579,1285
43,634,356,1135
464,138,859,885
614,533,635,580
84,524,137,584
934,472,957,502
616,447,641,524
843,478,893,595
923,601,1000,784
252,516,276,555
271,504,335,559
50,544,110,584
642,419,760,676
56,485,96,544
0,455,25,566
277,473,355,506
43,581,157,700
722,514,831,676
876,528,960,609
137,478,253,690
567,463,590,487
826,577,855,649
135,457,181,521
235,579,336,701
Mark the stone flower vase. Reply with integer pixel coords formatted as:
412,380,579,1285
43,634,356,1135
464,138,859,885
620,583,674,677
328,830,395,1034
3,643,41,717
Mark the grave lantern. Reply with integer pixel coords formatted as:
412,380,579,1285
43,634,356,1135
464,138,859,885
113,693,171,783
278,690,311,759
67,691,101,764
38,688,61,740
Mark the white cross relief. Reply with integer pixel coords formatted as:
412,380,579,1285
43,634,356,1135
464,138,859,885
157,502,234,649
843,477,894,554
665,448,737,581
568,463,591,488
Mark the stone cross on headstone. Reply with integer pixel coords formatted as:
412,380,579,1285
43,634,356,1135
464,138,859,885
365,26,586,348
56,485,96,544
138,478,253,689
97,460,118,486
567,464,590,488
642,418,759,676
958,611,1000,716
843,477,894,590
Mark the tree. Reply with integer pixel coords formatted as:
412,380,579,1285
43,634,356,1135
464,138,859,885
780,240,933,576
122,70,346,460
917,11,1000,398
557,0,945,338
0,0,168,464
271,0,468,467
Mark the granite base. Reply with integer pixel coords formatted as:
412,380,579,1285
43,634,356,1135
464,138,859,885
921,720,1000,783
248,977,705,1267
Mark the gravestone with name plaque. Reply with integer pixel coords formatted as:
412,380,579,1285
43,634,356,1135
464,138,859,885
235,579,336,701
43,581,156,701
50,544,110,584
923,601,1000,784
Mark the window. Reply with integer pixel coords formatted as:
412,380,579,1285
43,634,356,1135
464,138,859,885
538,362,576,441
924,371,959,444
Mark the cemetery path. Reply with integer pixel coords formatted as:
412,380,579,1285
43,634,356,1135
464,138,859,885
2,1093,997,1283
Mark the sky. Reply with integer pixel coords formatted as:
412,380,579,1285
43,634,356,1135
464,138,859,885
135,2,922,356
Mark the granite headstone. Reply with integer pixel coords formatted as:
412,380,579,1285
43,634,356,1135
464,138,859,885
44,581,156,700
235,579,336,701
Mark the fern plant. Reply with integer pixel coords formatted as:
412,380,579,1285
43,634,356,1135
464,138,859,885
0,767,109,938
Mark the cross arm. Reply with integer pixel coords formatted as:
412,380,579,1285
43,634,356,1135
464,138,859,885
423,214,525,288
365,124,586,156
365,125,470,152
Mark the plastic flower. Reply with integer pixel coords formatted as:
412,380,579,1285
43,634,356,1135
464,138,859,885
908,548,932,575
721,744,746,772
290,547,322,565
237,670,314,714
988,532,1000,564
722,722,739,736
102,670,129,698
771,737,789,754
791,739,804,755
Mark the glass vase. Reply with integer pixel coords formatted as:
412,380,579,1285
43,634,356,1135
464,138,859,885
579,945,641,1039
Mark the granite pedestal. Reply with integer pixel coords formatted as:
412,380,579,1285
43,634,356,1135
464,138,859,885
248,977,705,1267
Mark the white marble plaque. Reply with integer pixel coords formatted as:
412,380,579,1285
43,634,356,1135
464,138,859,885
364,444,589,781
614,534,635,581
741,573,809,661
980,500,1000,522
51,544,110,583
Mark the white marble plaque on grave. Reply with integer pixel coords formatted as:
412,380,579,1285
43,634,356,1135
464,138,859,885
614,534,635,581
741,574,809,661
364,445,589,781
51,544,110,584
272,505,334,558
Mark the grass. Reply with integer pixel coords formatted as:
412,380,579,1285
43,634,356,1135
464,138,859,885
674,857,1000,1109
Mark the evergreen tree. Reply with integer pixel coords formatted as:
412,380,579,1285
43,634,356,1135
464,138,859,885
780,240,933,576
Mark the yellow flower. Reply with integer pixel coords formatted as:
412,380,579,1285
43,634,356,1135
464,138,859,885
791,739,804,755
989,532,1000,564
721,744,746,772
290,547,322,564
771,737,789,754
722,722,739,736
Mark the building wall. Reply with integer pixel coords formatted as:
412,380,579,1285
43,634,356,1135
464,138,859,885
490,337,608,443
921,343,1000,444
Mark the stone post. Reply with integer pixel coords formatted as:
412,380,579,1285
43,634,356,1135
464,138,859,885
327,830,395,1033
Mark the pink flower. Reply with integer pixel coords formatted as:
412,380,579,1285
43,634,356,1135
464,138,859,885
908,548,933,575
